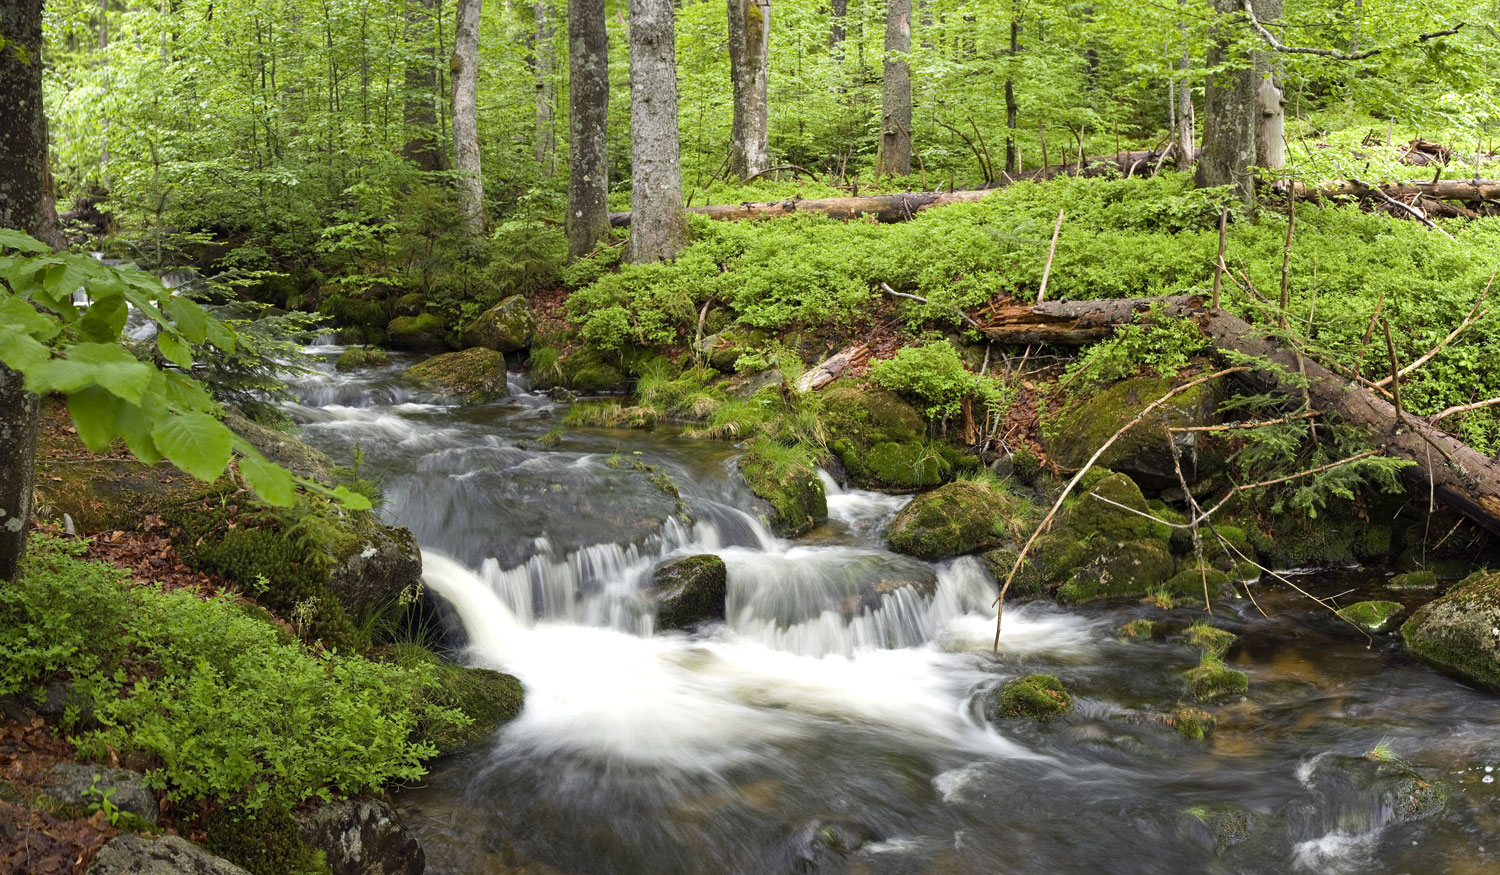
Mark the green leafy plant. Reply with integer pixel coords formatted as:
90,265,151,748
870,340,1012,421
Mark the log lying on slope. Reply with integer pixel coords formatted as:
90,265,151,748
1296,178,1500,203
985,295,1500,535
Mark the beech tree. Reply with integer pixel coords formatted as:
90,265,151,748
627,0,688,263
727,0,771,179
1196,0,1281,205
531,0,559,176
880,0,912,177
451,0,485,232
403,0,447,173
567,0,610,259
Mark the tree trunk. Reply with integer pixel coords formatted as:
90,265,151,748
451,0,484,233
829,0,846,56
532,0,558,176
403,0,447,172
1196,0,1280,205
1005,15,1019,174
983,296,1500,534
0,0,50,581
626,0,688,263
1176,6,1194,165
879,0,912,177
567,0,610,259
727,0,771,180
1256,74,1284,173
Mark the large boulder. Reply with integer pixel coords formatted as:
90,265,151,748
738,447,828,536
886,480,1023,561
43,763,158,825
87,835,251,875
328,525,423,617
821,387,966,490
653,555,729,630
1043,374,1220,489
404,348,509,404
386,313,449,350
384,644,524,755
461,295,536,353
529,346,627,394
1401,570,1500,687
298,798,425,875
1049,472,1179,603
223,411,336,486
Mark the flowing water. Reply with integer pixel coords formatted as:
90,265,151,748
286,348,1500,875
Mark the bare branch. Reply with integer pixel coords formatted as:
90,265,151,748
1239,0,1464,61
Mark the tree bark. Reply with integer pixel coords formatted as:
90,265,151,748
1196,0,1280,205
626,0,688,262
403,0,447,172
532,0,558,176
829,0,846,54
982,296,1500,535
567,0,610,259
880,0,912,177
727,0,771,180
1005,15,1019,174
1256,74,1285,173
0,0,49,581
1176,5,1194,166
451,0,485,233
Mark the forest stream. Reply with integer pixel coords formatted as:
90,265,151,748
282,346,1500,875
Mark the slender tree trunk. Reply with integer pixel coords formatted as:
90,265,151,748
567,0,610,258
880,0,912,177
627,0,688,262
532,0,558,175
0,0,51,581
1257,74,1285,173
1005,14,1019,174
404,0,447,171
829,0,846,55
1176,23,1194,166
1195,0,1280,205
727,0,771,179
451,0,485,232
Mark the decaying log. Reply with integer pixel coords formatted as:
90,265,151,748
991,295,1500,535
977,296,1198,345
796,343,870,392
1297,178,1500,203
610,189,997,227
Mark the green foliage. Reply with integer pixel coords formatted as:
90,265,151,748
3,536,459,824
870,340,1012,420
1061,304,1212,393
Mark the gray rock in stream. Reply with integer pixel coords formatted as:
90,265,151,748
44,763,158,825
87,835,250,875
653,555,728,630
298,798,426,875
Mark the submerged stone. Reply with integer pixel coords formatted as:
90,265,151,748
654,555,729,630
987,673,1074,722
1181,803,1257,853
1337,600,1405,632
1302,754,1449,826
1400,570,1500,688
1166,704,1217,741
404,348,509,404
885,480,1022,561
462,294,536,353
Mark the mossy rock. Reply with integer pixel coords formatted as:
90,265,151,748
886,480,1022,561
1302,755,1448,826
1387,569,1439,592
223,411,336,486
1066,473,1168,543
386,312,449,350
981,547,1047,600
1119,619,1157,641
1043,374,1220,489
1338,600,1405,632
462,294,536,353
1181,803,1255,852
1166,705,1217,742
384,644,525,755
537,347,627,393
1395,548,1473,580
1400,570,1500,688
1162,564,1234,601
738,450,827,536
404,348,509,404
201,805,329,875
335,347,390,372
822,387,955,490
564,401,657,430
1185,661,1248,702
653,555,729,630
392,292,427,317
1176,622,1237,659
32,457,201,534
987,674,1073,722
1056,539,1176,604
320,295,389,345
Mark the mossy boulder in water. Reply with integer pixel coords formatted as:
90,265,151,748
1065,472,1166,542
653,555,729,630
1302,754,1448,825
383,644,524,755
404,348,509,404
335,346,389,371
987,674,1073,721
1401,571,1500,687
1180,804,1257,853
1338,600,1405,632
1166,704,1217,741
1388,569,1439,592
886,480,1022,561
462,294,536,352
1185,660,1248,702
1056,539,1176,604
1042,374,1220,489
386,312,449,350
738,447,827,536
821,386,964,490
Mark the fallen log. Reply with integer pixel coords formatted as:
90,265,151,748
991,295,1500,535
1297,178,1500,203
796,343,870,392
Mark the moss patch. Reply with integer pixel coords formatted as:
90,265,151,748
886,480,1023,561
1185,660,1248,702
1387,570,1439,592
335,347,389,371
988,674,1073,722
1056,539,1175,604
1178,622,1237,659
1167,705,1217,741
383,644,525,755
822,387,961,490
1043,374,1218,488
1338,600,1405,632
739,444,828,536
404,348,509,404
1400,571,1500,688
1065,472,1167,543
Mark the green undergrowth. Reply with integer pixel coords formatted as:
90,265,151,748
1,536,467,872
